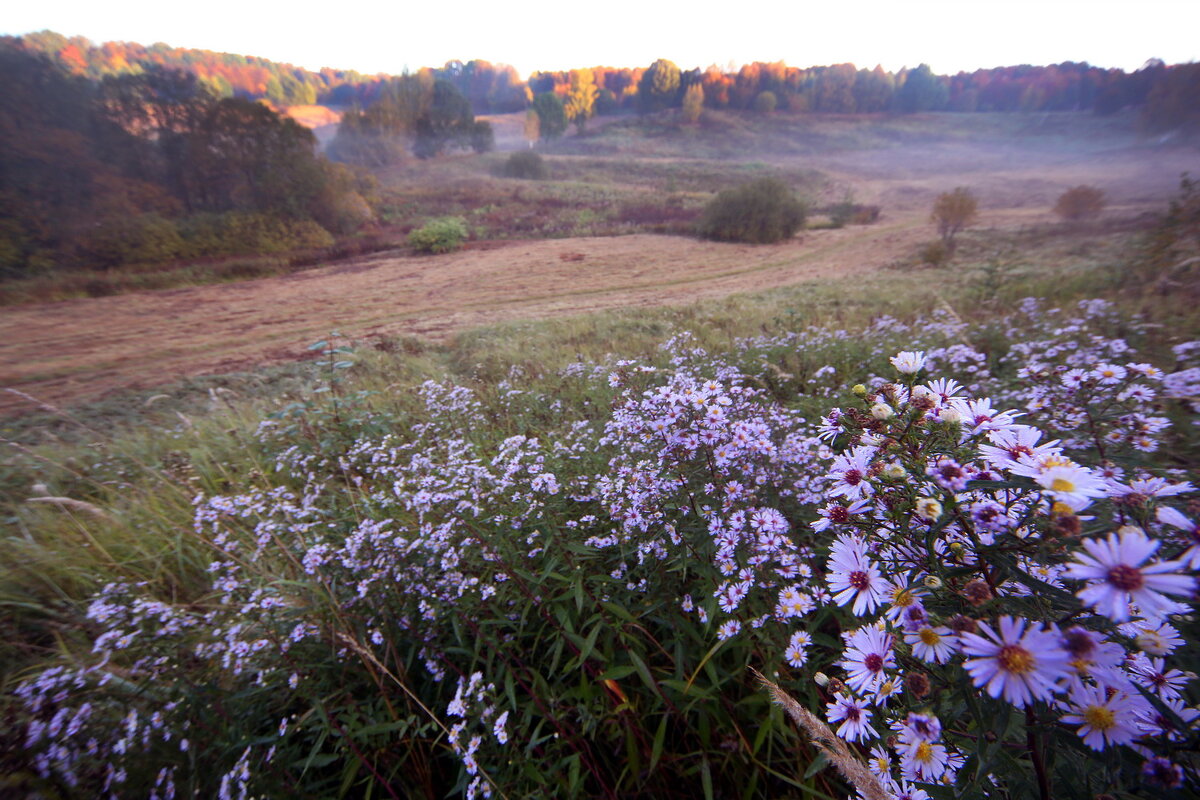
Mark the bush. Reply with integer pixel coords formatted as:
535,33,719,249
408,217,468,254
469,120,495,154
930,186,978,248
918,239,951,267
503,151,548,180
1054,185,1107,222
697,178,806,244
79,214,185,270
752,90,777,114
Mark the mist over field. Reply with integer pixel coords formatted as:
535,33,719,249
2,28,1199,800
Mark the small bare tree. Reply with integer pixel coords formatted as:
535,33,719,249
1054,185,1106,223
931,187,978,250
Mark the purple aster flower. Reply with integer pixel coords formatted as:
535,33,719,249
839,625,895,693
1142,757,1185,788
1060,685,1143,751
827,445,877,501
905,625,957,664
1064,528,1196,622
1156,506,1200,568
826,534,887,616
960,616,1071,707
826,692,875,743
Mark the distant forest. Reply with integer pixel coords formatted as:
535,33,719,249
2,30,1199,281
13,29,1200,124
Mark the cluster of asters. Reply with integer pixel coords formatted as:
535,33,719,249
807,348,1198,797
18,378,580,795
446,671,507,800
595,346,831,641
13,303,1199,798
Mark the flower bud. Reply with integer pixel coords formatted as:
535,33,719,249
881,462,907,480
948,542,965,558
915,498,942,521
923,575,943,590
871,402,894,420
852,384,868,397
905,672,931,699
962,578,993,607
939,407,963,425
814,672,830,687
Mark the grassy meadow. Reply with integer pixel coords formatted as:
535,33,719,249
2,110,1200,799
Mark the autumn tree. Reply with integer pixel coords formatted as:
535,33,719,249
854,66,894,112
814,64,857,112
930,187,978,249
637,59,680,114
681,83,704,124
531,92,566,140
563,69,598,132
1054,185,1106,223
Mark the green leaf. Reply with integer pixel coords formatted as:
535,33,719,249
598,665,638,681
803,751,829,779
627,649,658,694
649,713,668,773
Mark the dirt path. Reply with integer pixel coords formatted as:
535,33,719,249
1,215,942,413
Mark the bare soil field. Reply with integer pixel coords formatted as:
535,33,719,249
1,114,1195,415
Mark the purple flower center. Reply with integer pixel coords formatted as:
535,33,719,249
849,570,870,590
843,469,862,486
1106,564,1144,591
864,653,884,673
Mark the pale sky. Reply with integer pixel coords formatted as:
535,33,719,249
4,0,1197,78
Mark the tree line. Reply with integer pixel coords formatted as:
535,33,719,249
0,39,376,278
15,30,1200,132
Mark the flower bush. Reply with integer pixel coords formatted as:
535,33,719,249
11,299,1199,799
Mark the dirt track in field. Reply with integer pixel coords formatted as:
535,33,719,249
1,119,1194,415
0,222,929,413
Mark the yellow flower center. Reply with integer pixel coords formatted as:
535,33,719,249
1083,705,1116,731
919,628,941,645
894,589,914,607
1051,477,1077,493
915,742,933,762
997,644,1035,675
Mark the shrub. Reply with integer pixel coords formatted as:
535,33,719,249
408,217,468,254
469,120,495,154
930,186,978,249
1054,185,1107,222
918,239,951,267
697,178,806,244
79,214,185,270
503,151,548,180
752,90,778,114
